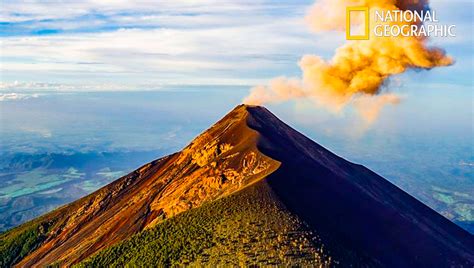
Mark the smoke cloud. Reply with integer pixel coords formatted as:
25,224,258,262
244,0,453,122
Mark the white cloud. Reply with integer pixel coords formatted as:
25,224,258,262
0,0,349,89
1,14,343,87
0,92,40,101
11,0,469,91
0,1,256,22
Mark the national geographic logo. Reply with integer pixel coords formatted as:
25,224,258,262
346,7,456,40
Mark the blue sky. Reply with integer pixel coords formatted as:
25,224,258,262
0,0,319,88
0,0,472,91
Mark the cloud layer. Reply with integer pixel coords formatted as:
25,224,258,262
1,1,339,87
0,0,470,96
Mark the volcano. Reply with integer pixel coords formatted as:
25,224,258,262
1,105,473,267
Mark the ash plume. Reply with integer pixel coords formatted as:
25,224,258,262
244,0,453,122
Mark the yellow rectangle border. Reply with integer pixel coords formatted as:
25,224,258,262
346,7,370,40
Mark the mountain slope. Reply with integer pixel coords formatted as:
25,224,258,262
246,105,474,267
4,104,279,267
77,181,339,267
2,104,473,267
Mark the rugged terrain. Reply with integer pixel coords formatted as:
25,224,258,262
1,104,473,267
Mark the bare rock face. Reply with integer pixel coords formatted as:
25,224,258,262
8,104,474,267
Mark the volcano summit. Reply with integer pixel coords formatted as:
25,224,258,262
1,105,473,267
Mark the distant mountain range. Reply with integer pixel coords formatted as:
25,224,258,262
1,105,473,267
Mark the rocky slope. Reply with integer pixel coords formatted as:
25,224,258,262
1,104,473,267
